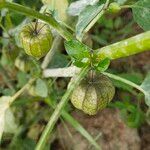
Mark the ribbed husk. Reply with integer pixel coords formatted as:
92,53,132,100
70,74,115,115
20,22,53,59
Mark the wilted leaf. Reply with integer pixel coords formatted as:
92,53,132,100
140,72,150,106
68,0,99,16
35,79,48,98
0,96,11,141
132,0,150,31
4,108,18,133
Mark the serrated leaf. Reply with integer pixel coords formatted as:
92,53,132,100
0,96,11,141
140,72,150,106
95,58,110,72
35,79,48,98
132,0,150,31
76,4,104,39
67,0,99,16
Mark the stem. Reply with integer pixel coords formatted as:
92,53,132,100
103,72,145,94
44,98,101,150
43,66,80,78
10,78,36,104
95,31,150,60
120,5,132,9
0,1,73,41
36,66,89,150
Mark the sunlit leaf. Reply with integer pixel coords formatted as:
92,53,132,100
95,58,110,72
68,0,99,16
0,96,11,141
76,3,104,39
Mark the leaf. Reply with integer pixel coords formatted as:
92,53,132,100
0,96,11,141
140,72,150,106
4,108,18,133
67,0,99,16
112,72,143,93
95,58,110,72
35,79,48,98
41,0,68,22
48,52,69,68
64,40,90,67
76,3,104,39
132,0,150,31
17,71,28,88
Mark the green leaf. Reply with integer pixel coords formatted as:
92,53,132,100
132,0,150,31
112,101,145,128
95,58,110,72
140,72,150,106
76,4,104,39
17,71,28,88
64,40,90,67
35,79,48,98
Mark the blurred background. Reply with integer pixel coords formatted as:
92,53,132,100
0,0,150,150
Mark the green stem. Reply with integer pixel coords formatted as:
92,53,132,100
44,98,101,150
95,31,150,60
36,66,89,150
10,78,36,104
0,1,73,41
103,72,145,94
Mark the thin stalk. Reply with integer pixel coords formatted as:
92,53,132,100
44,98,101,150
95,31,150,60
10,78,36,104
36,66,89,150
103,72,145,94
0,1,73,41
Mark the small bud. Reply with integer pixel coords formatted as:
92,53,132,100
108,2,121,13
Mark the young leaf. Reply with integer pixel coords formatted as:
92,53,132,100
95,58,110,72
0,96,11,141
35,79,48,98
68,0,99,16
140,72,150,106
132,0,150,31
64,40,90,67
76,4,104,39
